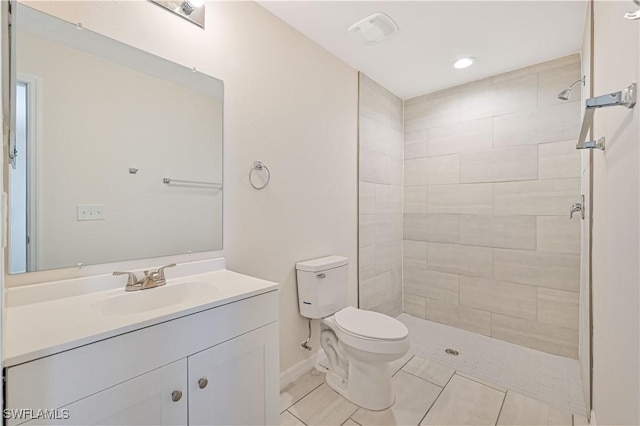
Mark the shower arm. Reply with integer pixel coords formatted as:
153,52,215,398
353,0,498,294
576,83,637,151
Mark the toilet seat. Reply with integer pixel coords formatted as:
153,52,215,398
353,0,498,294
334,306,408,341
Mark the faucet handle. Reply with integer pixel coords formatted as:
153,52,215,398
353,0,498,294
157,263,176,280
113,271,139,286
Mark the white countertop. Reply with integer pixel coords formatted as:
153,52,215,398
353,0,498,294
4,268,278,367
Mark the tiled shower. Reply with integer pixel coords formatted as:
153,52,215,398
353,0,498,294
358,73,404,317
359,55,583,359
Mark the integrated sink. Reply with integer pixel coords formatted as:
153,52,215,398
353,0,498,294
93,281,216,316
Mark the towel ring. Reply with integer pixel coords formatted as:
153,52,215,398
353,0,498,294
249,161,270,190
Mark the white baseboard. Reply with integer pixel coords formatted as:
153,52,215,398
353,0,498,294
280,354,316,391
590,410,596,425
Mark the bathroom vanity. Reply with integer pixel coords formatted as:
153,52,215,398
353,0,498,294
3,261,279,426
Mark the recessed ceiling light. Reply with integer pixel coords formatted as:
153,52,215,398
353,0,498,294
452,57,476,69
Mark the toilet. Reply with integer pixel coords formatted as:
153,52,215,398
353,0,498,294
296,255,409,411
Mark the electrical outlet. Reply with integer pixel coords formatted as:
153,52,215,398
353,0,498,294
77,204,105,221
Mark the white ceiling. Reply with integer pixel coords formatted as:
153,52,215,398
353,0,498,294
258,1,588,99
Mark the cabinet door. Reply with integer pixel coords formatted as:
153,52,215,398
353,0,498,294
188,322,279,426
24,359,187,426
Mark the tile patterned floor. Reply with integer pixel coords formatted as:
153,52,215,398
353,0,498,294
399,314,586,415
281,360,584,426
280,315,588,426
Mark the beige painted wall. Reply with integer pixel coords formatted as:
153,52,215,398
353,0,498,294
402,55,582,358
18,1,358,374
591,1,639,424
358,73,403,317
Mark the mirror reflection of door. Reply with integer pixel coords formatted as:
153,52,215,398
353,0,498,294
10,77,37,273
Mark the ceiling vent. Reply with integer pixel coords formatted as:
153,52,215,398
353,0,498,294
348,12,399,45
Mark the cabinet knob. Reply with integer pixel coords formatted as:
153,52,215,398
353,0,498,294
171,390,183,402
198,378,208,389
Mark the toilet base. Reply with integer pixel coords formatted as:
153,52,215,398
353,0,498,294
325,358,395,411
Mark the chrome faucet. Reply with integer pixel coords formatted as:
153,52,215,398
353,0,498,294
113,263,176,291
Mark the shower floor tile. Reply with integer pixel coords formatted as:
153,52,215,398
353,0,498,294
398,314,586,416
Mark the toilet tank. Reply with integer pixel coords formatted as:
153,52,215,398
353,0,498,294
296,255,349,319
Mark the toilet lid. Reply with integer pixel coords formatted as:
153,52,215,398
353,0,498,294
334,306,408,341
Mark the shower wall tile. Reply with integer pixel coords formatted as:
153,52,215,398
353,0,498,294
537,59,582,107
538,140,581,180
404,93,459,131
537,216,581,254
493,178,581,216
359,73,402,131
374,242,392,276
359,214,392,247
359,245,376,281
360,114,402,159
427,242,493,278
405,155,460,186
460,146,538,183
492,53,580,85
405,129,427,144
404,267,459,304
404,214,459,243
403,294,426,319
459,215,536,250
494,249,580,292
375,184,403,214
459,276,537,321
460,74,538,121
359,73,403,317
359,182,376,215
427,184,493,215
360,271,396,315
493,101,581,148
391,213,403,241
403,240,428,269
403,186,428,214
360,147,398,185
426,118,493,157
404,142,428,160
426,299,492,336
402,56,582,358
389,240,404,270
537,288,580,331
491,313,578,358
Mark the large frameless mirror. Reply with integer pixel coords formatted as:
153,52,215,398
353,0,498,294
7,4,223,274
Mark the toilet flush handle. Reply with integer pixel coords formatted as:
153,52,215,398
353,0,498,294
317,273,326,279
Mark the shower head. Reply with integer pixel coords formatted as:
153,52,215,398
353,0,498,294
557,78,585,100
557,88,573,101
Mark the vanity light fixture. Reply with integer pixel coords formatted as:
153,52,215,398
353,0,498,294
452,57,476,69
624,0,640,19
149,0,205,28
181,0,204,16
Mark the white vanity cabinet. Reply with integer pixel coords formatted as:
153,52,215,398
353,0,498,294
188,324,279,425
32,360,189,426
5,289,279,426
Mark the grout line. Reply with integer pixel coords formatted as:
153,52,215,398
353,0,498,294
417,367,457,425
344,405,360,425
453,371,506,394
400,368,450,389
392,354,416,377
343,416,362,426
494,390,509,426
286,410,308,426
281,380,325,413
